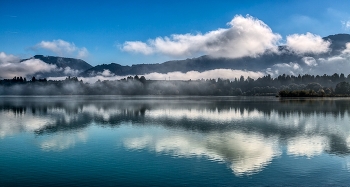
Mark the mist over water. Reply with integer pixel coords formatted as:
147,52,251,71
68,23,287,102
1,96,350,186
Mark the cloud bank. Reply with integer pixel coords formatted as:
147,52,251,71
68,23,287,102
302,57,318,67
0,52,57,78
122,15,281,58
268,46,350,76
122,15,334,60
286,32,331,54
343,42,350,55
0,52,19,63
34,39,89,58
144,69,264,81
72,69,264,84
122,41,154,55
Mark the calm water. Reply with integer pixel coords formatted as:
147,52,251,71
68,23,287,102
1,96,350,186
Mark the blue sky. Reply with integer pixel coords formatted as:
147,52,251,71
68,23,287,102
1,0,350,66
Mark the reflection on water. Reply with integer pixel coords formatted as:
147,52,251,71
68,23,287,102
1,96,350,184
40,131,88,151
123,129,280,175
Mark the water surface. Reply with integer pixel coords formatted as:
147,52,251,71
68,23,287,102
1,96,350,186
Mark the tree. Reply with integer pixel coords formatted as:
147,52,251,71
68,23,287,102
239,76,244,83
335,82,350,94
305,83,322,92
235,88,242,95
139,76,146,84
340,73,345,81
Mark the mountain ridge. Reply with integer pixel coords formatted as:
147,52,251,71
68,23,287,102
22,33,350,78
79,33,350,77
21,55,93,77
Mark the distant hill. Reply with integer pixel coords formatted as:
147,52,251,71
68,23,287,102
79,34,350,77
323,34,350,55
21,55,93,77
31,55,93,70
79,52,302,77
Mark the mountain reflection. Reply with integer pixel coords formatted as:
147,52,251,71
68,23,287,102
1,96,350,175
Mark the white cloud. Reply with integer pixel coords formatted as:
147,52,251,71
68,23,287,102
269,52,350,76
122,15,281,59
286,32,331,54
325,56,346,62
342,20,350,30
0,59,57,78
100,69,115,77
271,62,303,76
0,52,57,78
312,55,350,74
0,52,19,64
34,39,89,58
267,48,350,76
342,42,350,55
302,57,317,66
275,51,350,76
63,67,80,75
143,69,264,80
77,47,89,58
60,69,264,84
122,41,154,55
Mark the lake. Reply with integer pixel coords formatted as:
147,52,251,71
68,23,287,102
1,96,350,186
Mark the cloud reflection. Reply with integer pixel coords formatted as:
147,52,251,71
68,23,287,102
287,136,329,158
1,96,350,175
40,131,88,151
123,130,280,176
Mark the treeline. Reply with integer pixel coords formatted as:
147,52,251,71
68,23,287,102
1,76,47,84
278,81,350,97
1,73,350,96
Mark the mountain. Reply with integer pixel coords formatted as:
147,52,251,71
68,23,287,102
25,55,93,71
21,34,350,78
22,55,93,77
79,52,301,77
323,34,350,55
79,34,350,77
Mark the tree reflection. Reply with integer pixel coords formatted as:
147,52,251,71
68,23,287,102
1,96,350,174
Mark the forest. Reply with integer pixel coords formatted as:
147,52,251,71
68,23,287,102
1,73,350,96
